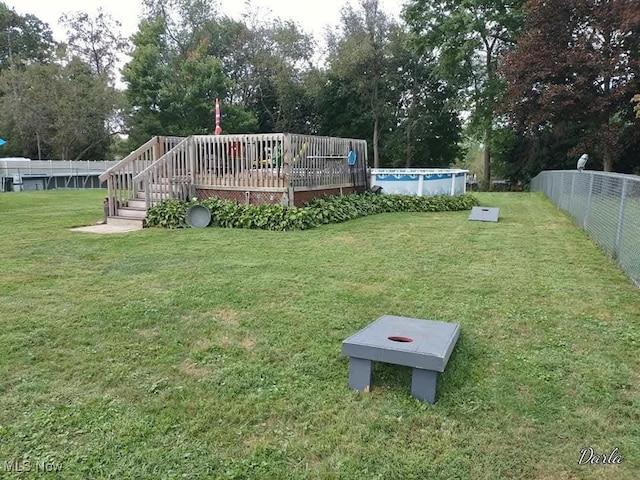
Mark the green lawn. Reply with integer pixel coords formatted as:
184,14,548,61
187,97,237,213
0,190,639,479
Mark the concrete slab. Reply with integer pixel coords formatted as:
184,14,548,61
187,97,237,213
69,223,142,234
469,206,500,222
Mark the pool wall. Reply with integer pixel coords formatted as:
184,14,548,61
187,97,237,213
370,169,468,196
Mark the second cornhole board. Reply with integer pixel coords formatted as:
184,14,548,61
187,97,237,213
469,206,500,222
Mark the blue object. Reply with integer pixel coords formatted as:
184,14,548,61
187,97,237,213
0,138,6,146
347,150,357,166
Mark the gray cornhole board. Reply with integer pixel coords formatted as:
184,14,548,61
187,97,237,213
469,206,500,222
342,315,460,404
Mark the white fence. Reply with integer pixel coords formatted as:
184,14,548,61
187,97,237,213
0,160,117,176
0,160,118,192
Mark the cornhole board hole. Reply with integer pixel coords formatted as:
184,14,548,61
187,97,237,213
342,315,460,404
469,206,500,222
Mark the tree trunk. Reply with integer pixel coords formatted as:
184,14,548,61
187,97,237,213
483,42,494,191
371,66,380,169
483,126,492,190
603,150,614,172
36,132,42,161
405,115,412,168
373,116,380,169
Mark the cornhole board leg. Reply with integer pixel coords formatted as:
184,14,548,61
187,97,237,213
348,357,372,392
411,368,437,404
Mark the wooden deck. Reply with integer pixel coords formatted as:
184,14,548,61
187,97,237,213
102,133,369,222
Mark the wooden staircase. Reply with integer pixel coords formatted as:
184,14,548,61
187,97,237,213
108,195,148,227
99,136,188,227
108,184,179,227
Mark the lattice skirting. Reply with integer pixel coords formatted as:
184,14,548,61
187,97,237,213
196,186,366,207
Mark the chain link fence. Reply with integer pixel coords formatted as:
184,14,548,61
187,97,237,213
531,170,640,287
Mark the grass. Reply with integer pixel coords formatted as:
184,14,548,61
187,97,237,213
0,189,639,479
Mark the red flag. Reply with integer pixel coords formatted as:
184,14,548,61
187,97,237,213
214,98,222,135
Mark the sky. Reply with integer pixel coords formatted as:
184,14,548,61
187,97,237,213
6,0,405,45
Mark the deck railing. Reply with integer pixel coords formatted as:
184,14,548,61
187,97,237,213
100,136,185,215
288,134,368,189
192,134,287,190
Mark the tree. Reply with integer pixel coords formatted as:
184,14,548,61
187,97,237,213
0,63,53,157
405,0,526,187
60,9,128,78
383,26,463,168
0,58,120,159
123,15,258,145
226,13,315,133
0,2,56,69
49,58,120,159
126,0,319,143
501,0,640,171
326,0,391,168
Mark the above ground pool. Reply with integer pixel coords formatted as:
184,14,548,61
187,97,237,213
370,169,468,196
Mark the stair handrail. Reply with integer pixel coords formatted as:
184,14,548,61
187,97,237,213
101,136,188,217
99,136,159,184
101,136,164,217
132,136,193,210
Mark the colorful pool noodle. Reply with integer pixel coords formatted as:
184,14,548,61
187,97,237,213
214,98,222,135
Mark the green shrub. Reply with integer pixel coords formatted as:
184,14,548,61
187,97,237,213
145,198,190,228
146,193,479,230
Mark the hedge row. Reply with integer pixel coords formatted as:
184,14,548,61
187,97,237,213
144,193,480,230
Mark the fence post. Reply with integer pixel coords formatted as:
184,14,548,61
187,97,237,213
614,179,628,260
583,174,594,228
568,172,576,218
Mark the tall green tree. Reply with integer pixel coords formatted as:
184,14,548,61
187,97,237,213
383,26,463,167
0,58,119,159
222,12,314,133
501,0,640,172
123,15,258,146
326,0,390,168
0,2,55,69
404,0,526,187
321,7,463,168
126,0,316,143
60,9,128,78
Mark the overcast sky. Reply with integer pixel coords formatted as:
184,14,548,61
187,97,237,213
6,0,405,44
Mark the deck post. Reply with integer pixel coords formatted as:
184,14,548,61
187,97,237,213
189,137,196,186
156,136,165,160
107,175,116,216
283,133,295,207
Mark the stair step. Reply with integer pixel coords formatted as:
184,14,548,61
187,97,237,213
107,216,144,228
136,191,175,200
139,181,179,189
117,207,147,219
127,199,147,209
